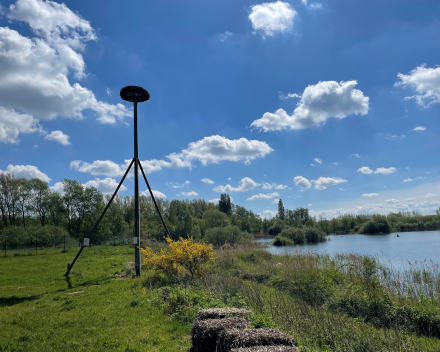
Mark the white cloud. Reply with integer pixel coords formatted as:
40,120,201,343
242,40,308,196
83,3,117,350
0,0,130,143
314,158,322,165
71,135,273,177
310,164,315,167
251,81,369,132
308,203,313,206
201,178,215,184
339,188,346,191
141,190,167,198
313,177,347,190
422,193,437,199
404,178,413,182
217,31,233,42
50,181,64,194
413,126,426,131
403,177,425,182
106,88,111,96
357,166,373,174
351,153,361,158
44,130,70,145
333,162,341,166
179,191,198,197
395,65,440,107
249,1,296,38
213,177,260,193
262,182,288,190
70,159,126,177
166,180,190,189
83,178,127,194
374,167,396,174
247,192,279,200
0,164,50,182
385,199,399,204
260,209,278,219
272,199,280,204
309,3,322,9
294,176,311,189
279,92,301,100
385,135,405,140
362,193,379,197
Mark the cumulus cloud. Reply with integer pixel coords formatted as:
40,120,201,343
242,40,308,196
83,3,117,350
314,158,322,165
374,167,396,174
44,130,70,145
251,81,369,132
351,153,361,158
71,135,273,177
260,209,278,219
217,31,233,42
262,182,288,190
213,177,260,193
357,166,373,174
201,178,214,184
279,92,301,100
385,199,399,204
309,3,322,9
70,159,126,177
249,1,296,38
50,181,64,194
0,0,130,143
395,65,440,107
247,192,279,200
333,162,341,166
404,178,412,182
0,164,50,182
422,193,437,199
385,135,405,140
413,126,426,131
362,193,379,197
178,191,198,197
83,178,127,194
272,199,280,204
294,176,311,189
313,177,347,190
141,190,167,198
166,181,190,189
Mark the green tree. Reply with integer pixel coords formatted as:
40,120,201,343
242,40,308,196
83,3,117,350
202,209,230,229
28,178,50,226
278,199,285,220
219,193,232,214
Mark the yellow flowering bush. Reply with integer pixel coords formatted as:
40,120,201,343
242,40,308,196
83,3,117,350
141,237,215,278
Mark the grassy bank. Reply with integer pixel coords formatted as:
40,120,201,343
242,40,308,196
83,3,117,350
0,246,191,351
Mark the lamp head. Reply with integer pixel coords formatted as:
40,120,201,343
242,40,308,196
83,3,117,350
120,86,150,102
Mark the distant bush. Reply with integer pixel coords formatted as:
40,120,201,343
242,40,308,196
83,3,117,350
273,235,295,247
0,225,73,249
304,226,326,243
280,227,305,244
358,218,391,234
204,225,252,247
268,225,282,236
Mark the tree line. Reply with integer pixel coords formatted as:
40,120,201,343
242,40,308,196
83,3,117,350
1,174,439,249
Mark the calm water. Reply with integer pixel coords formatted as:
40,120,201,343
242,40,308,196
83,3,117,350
256,231,440,269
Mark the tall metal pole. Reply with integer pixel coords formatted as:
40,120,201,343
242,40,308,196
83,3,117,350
134,98,141,276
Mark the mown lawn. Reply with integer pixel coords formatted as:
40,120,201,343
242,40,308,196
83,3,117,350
0,246,192,352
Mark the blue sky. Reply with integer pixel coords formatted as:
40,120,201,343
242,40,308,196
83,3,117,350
0,0,439,219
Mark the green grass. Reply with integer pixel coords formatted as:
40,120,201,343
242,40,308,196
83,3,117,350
0,246,192,352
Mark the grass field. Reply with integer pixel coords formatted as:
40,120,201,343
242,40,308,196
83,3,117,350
0,246,192,352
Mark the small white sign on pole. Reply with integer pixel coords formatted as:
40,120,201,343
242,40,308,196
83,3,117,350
83,238,90,247
133,237,138,245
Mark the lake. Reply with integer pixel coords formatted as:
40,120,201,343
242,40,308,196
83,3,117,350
256,230,440,269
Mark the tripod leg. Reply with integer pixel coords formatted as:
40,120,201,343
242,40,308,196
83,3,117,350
65,158,135,276
138,160,171,238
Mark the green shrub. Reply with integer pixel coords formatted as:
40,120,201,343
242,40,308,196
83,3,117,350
279,227,305,244
358,218,391,234
303,226,326,243
204,225,252,247
0,225,73,249
273,235,295,246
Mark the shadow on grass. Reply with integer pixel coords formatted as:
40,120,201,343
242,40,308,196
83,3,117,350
62,275,114,291
0,295,39,307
